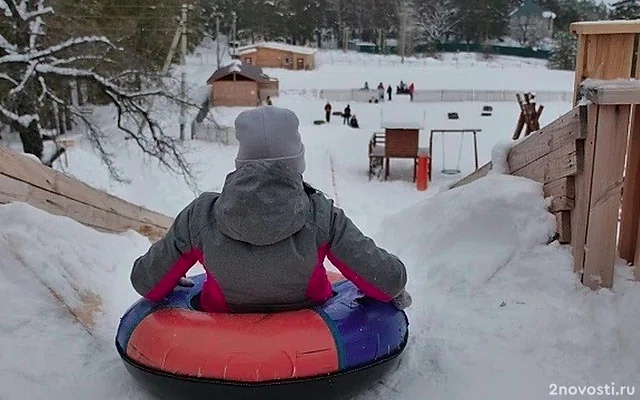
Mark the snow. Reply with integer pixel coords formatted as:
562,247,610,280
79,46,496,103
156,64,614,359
3,46,640,400
238,48,257,55
236,41,318,55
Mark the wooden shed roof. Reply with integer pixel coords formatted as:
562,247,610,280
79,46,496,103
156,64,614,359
206,60,273,84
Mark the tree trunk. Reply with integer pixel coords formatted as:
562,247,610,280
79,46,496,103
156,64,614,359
15,121,43,159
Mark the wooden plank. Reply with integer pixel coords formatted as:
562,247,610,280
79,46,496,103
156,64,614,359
571,20,640,35
0,173,169,240
572,105,598,274
510,141,578,184
449,161,492,189
573,33,635,105
544,177,576,212
579,79,640,104
618,104,640,262
543,177,575,199
573,34,588,105
556,211,572,243
508,106,585,172
616,38,640,263
0,146,172,230
582,104,631,289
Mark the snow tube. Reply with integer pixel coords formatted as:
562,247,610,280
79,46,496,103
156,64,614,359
115,271,409,400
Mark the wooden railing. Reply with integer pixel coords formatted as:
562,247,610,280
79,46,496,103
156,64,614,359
0,146,172,241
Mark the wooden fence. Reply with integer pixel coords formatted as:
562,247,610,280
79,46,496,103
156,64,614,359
451,21,640,290
319,88,573,103
0,146,172,241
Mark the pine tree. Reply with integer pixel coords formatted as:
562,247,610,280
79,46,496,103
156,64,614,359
549,31,576,70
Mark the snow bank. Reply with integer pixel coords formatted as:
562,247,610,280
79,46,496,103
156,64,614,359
0,202,153,399
365,174,640,399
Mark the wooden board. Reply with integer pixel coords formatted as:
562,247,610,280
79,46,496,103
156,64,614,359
582,104,631,289
544,177,575,212
0,173,170,240
616,38,640,264
508,106,586,172
510,141,578,184
449,161,492,189
556,211,572,243
571,21,640,35
618,104,640,262
0,146,172,233
573,33,635,105
579,79,640,104
572,105,599,274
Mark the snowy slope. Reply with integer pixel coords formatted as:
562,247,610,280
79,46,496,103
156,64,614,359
3,48,638,400
2,172,639,400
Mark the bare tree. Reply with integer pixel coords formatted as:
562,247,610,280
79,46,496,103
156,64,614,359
411,0,459,50
0,0,198,189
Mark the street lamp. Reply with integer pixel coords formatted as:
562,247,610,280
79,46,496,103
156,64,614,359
542,11,557,37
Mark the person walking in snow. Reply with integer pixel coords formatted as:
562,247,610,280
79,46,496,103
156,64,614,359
387,84,392,101
265,96,273,105
408,83,415,101
377,82,385,102
343,104,351,125
130,106,411,313
324,101,332,122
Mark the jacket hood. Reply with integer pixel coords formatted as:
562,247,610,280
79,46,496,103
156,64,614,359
214,161,310,246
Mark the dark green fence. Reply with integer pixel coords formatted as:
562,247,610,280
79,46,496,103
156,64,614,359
430,43,551,59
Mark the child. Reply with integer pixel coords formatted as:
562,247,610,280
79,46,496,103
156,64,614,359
130,106,411,313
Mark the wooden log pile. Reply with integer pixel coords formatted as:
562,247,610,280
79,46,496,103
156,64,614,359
0,146,172,241
512,92,544,140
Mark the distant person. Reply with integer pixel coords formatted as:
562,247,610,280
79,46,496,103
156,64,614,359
364,81,369,90
343,104,351,125
129,106,411,313
377,82,385,101
324,101,332,122
349,114,359,128
387,85,392,101
409,83,415,101
266,96,273,105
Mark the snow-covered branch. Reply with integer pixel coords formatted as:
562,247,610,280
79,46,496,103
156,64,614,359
49,55,114,66
411,0,459,45
0,36,117,64
0,72,18,85
4,0,52,21
9,61,37,95
0,103,38,127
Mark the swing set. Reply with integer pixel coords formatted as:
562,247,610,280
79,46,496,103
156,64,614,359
428,129,481,180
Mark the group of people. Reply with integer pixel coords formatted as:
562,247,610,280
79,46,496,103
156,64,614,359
363,81,415,102
324,102,359,128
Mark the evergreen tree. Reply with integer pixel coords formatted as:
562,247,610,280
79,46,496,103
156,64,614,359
549,30,576,70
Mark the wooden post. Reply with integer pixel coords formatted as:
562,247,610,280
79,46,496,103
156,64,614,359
618,35,640,263
570,21,639,286
582,105,630,288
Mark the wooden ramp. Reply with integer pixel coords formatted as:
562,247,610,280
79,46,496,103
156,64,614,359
0,146,172,241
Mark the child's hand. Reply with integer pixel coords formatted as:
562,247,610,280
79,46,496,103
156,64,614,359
391,290,412,310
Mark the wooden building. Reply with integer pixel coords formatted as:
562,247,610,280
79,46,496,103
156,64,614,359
236,42,317,70
206,60,279,107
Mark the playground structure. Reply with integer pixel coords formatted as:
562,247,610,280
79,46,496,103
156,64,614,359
428,129,480,180
452,20,640,289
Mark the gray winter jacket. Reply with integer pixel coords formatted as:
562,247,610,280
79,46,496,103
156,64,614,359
130,161,407,313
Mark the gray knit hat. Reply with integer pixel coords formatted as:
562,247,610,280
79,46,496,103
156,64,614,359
234,106,306,175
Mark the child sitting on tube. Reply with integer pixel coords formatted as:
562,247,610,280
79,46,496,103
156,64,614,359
130,106,412,313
